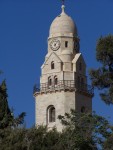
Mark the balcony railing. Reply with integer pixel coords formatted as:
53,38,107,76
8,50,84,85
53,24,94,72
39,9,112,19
33,80,94,96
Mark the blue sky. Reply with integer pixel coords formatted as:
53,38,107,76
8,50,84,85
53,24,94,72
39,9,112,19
0,0,113,127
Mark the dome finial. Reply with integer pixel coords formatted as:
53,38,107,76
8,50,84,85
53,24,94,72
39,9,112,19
61,5,65,13
61,0,65,13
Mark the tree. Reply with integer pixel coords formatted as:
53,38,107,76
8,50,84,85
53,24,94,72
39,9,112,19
58,109,112,150
0,109,112,150
0,80,13,129
0,79,26,129
103,127,113,150
89,35,113,105
0,126,61,150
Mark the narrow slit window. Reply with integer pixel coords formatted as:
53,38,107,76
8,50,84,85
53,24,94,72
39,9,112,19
54,76,58,85
65,41,68,48
51,61,54,69
48,77,52,86
81,106,85,113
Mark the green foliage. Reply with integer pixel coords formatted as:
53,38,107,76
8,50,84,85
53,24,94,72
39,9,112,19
58,109,112,150
12,112,26,128
89,35,113,105
0,79,26,129
0,80,13,129
0,126,61,150
0,109,113,150
103,128,113,150
0,127,27,150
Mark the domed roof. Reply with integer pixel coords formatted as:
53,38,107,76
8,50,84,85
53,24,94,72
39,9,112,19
49,5,77,37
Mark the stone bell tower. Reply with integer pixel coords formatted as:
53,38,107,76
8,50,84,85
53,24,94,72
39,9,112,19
34,4,94,131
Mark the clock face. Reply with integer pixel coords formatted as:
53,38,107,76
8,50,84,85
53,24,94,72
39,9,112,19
50,39,60,51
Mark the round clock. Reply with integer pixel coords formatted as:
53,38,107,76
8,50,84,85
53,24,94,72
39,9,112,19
50,39,60,51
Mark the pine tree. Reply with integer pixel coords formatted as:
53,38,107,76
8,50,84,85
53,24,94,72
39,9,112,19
89,35,113,105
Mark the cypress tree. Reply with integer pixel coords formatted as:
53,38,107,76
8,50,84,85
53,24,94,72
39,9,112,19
0,80,13,129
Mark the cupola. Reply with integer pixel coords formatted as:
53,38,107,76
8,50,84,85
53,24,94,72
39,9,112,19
49,5,78,38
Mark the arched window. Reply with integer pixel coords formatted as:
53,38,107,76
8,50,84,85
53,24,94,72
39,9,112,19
47,106,55,123
48,77,52,86
81,106,85,113
51,61,54,69
54,76,58,85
